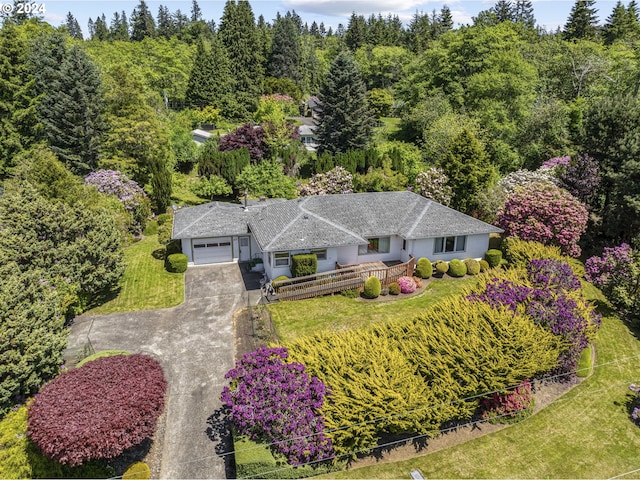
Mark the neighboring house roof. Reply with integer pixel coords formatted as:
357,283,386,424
191,129,212,146
173,191,503,251
298,124,317,137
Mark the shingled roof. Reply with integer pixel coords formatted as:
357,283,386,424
172,191,503,251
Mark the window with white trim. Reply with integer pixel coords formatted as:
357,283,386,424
434,235,466,254
274,252,290,267
358,237,390,255
311,249,327,261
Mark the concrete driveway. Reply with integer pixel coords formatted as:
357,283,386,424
65,263,249,479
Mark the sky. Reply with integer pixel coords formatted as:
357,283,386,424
35,0,622,36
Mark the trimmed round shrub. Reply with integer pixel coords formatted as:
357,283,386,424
272,275,289,284
165,253,188,273
415,258,433,279
123,462,151,480
434,260,449,275
397,276,417,294
485,249,502,268
151,246,166,260
479,259,490,272
28,354,167,466
448,259,467,277
388,282,400,295
464,258,481,275
363,276,381,299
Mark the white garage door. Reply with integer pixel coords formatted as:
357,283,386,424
192,237,232,264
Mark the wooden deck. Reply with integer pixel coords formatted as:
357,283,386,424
273,257,415,301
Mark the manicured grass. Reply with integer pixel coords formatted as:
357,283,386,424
321,306,640,478
577,344,593,378
269,276,478,342
89,235,184,314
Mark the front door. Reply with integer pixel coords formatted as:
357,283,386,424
239,236,250,262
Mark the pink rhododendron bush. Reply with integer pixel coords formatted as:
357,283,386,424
497,182,588,257
28,354,167,466
397,276,417,293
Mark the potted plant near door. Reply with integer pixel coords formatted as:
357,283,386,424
249,257,264,273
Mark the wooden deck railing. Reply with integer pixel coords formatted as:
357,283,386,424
273,257,415,301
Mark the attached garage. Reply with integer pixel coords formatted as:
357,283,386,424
192,237,232,264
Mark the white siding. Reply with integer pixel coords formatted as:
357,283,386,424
410,234,490,261
336,245,358,266
182,239,193,263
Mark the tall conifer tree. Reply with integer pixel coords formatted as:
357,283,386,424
563,0,599,40
219,0,264,118
317,50,375,156
130,0,156,41
268,13,302,84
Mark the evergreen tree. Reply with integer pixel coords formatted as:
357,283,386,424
439,5,454,32
185,36,236,116
219,0,264,118
156,5,174,39
91,14,109,41
514,0,536,28
345,12,367,51
268,13,302,85
438,128,495,213
317,50,375,156
32,39,104,174
110,11,130,41
130,0,156,41
173,9,190,39
491,0,516,22
191,0,202,22
65,12,83,40
603,1,640,43
563,0,599,41
0,24,36,176
407,11,431,52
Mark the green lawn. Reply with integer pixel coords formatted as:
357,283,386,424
321,304,640,478
269,276,478,342
89,235,184,314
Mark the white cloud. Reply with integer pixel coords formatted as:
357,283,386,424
283,0,431,18
44,12,65,24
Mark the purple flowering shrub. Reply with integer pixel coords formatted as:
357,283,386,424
397,276,417,294
85,170,151,234
481,379,534,424
497,182,588,257
298,166,353,196
221,345,333,466
469,259,601,379
629,384,640,425
586,244,640,314
414,168,453,206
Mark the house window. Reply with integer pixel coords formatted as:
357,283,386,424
274,252,290,267
358,237,390,255
402,239,407,251
311,249,327,261
434,236,467,254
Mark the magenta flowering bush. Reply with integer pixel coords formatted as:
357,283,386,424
85,169,151,233
469,259,601,379
397,276,417,294
221,345,333,466
298,166,353,196
585,243,640,314
497,182,588,257
414,168,453,206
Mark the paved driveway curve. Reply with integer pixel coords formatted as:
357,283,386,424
65,264,247,479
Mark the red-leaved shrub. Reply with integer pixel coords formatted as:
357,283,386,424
27,354,167,466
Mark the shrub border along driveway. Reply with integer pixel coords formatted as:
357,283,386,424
65,263,247,479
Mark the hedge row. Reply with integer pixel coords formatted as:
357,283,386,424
285,296,561,457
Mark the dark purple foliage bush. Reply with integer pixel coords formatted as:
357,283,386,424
218,123,268,164
559,154,601,207
221,345,333,466
481,379,534,424
28,354,167,466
